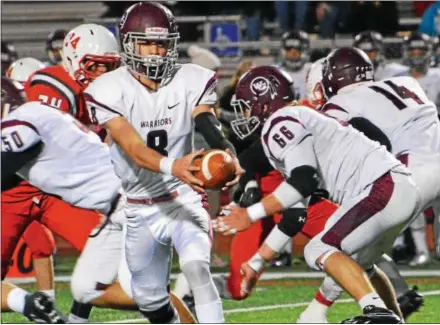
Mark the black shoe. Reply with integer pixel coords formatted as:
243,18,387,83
398,286,424,320
392,245,410,265
271,252,292,268
341,305,402,324
23,292,67,323
182,295,197,322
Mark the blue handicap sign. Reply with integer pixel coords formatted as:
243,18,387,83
105,25,118,39
210,23,240,57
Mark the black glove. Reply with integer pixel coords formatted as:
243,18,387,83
239,180,262,208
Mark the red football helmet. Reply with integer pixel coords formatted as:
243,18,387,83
231,65,295,139
1,77,25,119
119,2,179,81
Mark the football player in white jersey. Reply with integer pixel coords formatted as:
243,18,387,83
378,32,440,266
297,52,431,323
213,65,421,324
277,30,312,100
353,30,407,81
84,2,242,323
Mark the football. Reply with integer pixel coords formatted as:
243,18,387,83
192,149,236,190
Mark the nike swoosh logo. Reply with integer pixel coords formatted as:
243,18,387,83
168,103,179,109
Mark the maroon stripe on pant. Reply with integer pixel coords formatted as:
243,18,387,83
321,172,394,250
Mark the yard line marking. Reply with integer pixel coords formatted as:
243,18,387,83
7,269,440,285
105,290,440,324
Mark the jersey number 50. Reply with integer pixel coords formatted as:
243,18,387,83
146,130,168,156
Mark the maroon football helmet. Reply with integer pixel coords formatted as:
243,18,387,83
322,47,374,99
231,65,295,139
1,77,25,119
119,2,180,81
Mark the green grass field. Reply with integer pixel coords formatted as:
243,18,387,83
2,277,440,324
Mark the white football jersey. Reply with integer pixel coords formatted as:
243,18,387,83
393,67,440,109
84,64,217,199
261,105,402,204
277,62,312,100
1,102,121,214
375,62,407,81
322,76,440,157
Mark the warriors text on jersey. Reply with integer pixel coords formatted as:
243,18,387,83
84,64,217,199
322,76,440,157
261,105,403,204
1,101,120,214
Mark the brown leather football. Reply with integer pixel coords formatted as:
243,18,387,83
192,149,236,190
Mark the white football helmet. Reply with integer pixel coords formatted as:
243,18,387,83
62,23,121,86
6,57,45,84
306,57,326,108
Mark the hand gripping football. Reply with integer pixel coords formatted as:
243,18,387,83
192,149,236,190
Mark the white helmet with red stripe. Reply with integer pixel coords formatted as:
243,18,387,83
6,57,45,84
62,23,121,86
305,57,326,109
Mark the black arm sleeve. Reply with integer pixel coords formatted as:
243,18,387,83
278,208,307,237
348,117,392,152
194,112,236,156
1,141,44,181
237,140,274,190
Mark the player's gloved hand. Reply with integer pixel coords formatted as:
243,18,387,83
223,148,245,190
239,261,261,299
172,149,206,193
240,180,262,208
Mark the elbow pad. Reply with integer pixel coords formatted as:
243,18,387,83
194,112,236,156
278,208,307,237
286,165,320,198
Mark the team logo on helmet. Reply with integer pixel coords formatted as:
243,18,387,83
250,77,270,96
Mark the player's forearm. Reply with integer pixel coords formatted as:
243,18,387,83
127,142,169,173
246,181,303,222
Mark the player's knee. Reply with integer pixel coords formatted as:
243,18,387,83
23,223,56,258
140,301,177,324
304,237,339,271
131,283,169,312
71,273,107,304
181,260,219,304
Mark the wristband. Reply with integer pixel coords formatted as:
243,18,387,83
159,157,176,175
248,252,265,273
246,202,266,222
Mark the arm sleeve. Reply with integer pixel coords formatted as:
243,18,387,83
84,77,125,125
238,140,273,190
348,117,392,152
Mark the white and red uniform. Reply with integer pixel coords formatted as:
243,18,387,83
261,105,420,270
85,63,217,310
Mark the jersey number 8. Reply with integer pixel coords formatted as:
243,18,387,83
146,130,168,156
